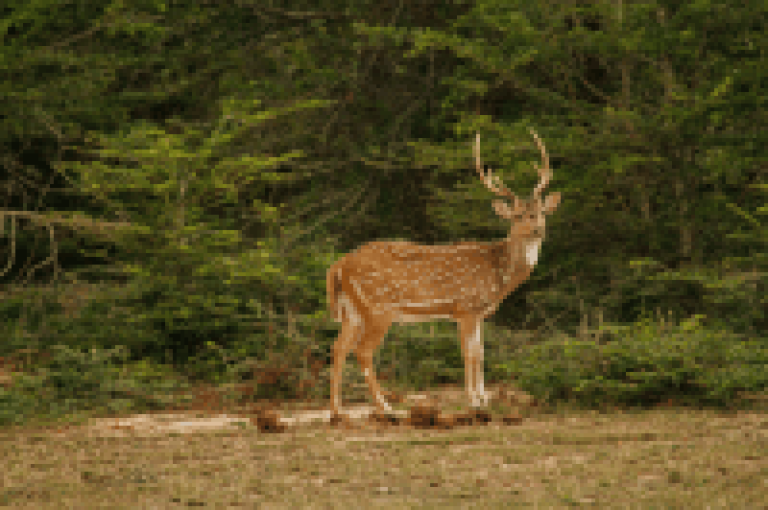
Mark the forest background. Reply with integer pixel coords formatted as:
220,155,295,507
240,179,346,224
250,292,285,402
1,0,765,425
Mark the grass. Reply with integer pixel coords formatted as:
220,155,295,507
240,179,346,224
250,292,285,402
1,406,765,509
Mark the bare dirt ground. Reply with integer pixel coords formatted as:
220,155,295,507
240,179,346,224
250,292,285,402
1,386,766,509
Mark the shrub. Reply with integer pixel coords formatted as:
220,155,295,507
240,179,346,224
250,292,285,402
496,315,766,408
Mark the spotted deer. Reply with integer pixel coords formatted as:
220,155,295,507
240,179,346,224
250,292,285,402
327,130,561,418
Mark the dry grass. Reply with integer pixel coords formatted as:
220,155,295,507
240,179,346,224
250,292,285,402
1,406,765,509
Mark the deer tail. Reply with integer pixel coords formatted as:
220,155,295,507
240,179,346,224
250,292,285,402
327,263,342,322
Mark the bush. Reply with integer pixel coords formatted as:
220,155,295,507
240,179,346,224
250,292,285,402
0,346,188,426
496,315,767,408
0,374,47,426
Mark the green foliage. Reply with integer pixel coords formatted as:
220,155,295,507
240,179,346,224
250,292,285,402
45,297,162,355
498,316,767,408
0,375,45,426
50,98,334,364
376,322,466,390
0,346,186,425
650,265,766,337
40,345,130,406
0,288,62,354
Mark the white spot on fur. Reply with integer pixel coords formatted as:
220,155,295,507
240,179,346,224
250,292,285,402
338,293,362,326
525,239,542,266
395,313,452,324
375,391,392,411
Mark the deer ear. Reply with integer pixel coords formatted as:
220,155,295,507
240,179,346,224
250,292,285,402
492,199,515,219
544,192,561,213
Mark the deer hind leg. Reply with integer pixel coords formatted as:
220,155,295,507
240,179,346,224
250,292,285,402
354,316,393,413
330,294,363,417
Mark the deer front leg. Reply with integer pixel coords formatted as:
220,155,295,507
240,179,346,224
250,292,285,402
474,321,489,406
459,317,489,408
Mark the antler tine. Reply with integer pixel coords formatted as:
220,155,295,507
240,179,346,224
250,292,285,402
529,128,551,198
474,133,517,200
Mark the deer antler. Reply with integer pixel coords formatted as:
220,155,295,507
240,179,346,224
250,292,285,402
528,128,551,199
474,133,518,201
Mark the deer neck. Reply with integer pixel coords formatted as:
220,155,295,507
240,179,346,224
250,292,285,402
502,234,543,271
